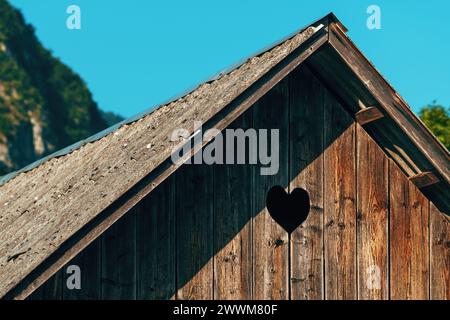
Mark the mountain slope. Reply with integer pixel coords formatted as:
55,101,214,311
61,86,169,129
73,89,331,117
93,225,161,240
0,0,118,176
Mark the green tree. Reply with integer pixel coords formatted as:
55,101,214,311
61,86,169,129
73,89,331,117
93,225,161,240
419,103,450,150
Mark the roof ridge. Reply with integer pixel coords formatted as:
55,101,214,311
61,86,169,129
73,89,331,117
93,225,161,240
0,15,328,188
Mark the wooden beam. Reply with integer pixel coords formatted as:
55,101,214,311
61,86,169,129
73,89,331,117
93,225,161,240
327,12,348,33
327,22,450,186
355,106,384,125
409,171,440,189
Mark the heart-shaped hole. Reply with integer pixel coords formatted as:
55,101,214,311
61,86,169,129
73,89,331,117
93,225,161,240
266,186,310,233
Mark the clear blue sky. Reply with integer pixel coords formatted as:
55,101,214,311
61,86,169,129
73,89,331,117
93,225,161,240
9,0,450,117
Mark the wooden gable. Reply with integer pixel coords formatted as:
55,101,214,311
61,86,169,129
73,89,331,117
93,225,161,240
28,64,449,300
1,14,448,300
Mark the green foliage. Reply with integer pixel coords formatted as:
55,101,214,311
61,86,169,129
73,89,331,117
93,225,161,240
0,0,123,174
419,103,450,150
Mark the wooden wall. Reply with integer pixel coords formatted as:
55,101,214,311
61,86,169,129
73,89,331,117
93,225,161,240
29,65,449,300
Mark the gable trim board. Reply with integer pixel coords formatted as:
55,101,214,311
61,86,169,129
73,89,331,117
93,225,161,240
328,23,449,182
0,13,448,299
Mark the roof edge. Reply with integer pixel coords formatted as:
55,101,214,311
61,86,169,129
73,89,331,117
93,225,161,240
0,13,334,188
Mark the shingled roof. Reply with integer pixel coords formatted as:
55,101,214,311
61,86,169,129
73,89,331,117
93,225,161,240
0,13,448,299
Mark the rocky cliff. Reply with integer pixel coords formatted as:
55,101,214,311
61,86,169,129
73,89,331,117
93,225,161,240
0,0,121,176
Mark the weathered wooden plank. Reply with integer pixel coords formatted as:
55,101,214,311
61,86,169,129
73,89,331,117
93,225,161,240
328,22,449,184
355,107,384,126
101,206,137,299
289,66,324,300
28,271,62,300
306,46,377,116
308,41,449,215
356,125,388,300
176,163,214,300
323,89,357,300
137,175,176,300
213,111,253,299
62,241,101,300
430,203,450,300
409,172,440,189
252,78,289,300
390,161,429,300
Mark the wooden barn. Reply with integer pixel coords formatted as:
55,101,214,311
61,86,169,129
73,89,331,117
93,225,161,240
0,14,448,300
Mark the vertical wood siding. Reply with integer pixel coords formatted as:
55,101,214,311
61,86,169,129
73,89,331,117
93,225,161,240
28,269,62,300
430,203,450,300
213,111,253,299
28,65,449,300
323,83,357,300
252,78,290,300
356,125,389,300
63,242,101,300
101,205,138,299
176,163,214,300
390,161,429,300
289,66,324,300
137,175,176,300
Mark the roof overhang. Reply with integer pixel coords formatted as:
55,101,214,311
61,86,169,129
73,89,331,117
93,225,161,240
307,21,450,211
